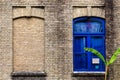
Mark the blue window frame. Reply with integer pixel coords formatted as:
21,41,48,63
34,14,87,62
73,17,106,72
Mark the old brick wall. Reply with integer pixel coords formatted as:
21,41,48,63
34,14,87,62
45,0,72,80
105,0,114,80
0,0,119,80
113,0,120,80
0,0,12,80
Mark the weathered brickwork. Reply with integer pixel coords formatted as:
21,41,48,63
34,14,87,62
105,0,114,80
112,0,120,80
0,0,120,80
0,3,12,80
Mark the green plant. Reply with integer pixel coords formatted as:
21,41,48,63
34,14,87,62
84,47,120,80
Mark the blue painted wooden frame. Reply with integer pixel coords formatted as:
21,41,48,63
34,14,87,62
73,16,106,72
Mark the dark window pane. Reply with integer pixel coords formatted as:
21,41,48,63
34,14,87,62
74,36,86,53
74,54,88,70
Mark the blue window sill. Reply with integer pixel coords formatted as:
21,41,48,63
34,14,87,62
72,71,105,77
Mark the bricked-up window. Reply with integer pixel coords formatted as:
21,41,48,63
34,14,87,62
73,17,105,72
13,6,45,72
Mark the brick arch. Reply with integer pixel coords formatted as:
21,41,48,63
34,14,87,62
73,6,105,18
13,6,44,20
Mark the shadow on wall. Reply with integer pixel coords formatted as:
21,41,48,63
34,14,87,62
72,76,104,80
12,77,46,80
11,72,46,80
72,73,104,80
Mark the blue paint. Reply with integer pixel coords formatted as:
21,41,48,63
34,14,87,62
73,17,105,72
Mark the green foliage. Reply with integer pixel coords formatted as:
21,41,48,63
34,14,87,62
84,47,120,80
84,47,120,66
84,48,106,65
107,48,120,65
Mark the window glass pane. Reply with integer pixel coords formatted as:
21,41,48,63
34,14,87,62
74,22,86,33
74,36,86,53
74,53,88,70
74,21,102,33
91,36,104,53
91,36,105,71
89,22,102,33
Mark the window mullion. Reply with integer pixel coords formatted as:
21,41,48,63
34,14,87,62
87,36,91,71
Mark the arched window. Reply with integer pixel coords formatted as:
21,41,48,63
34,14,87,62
73,17,105,72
